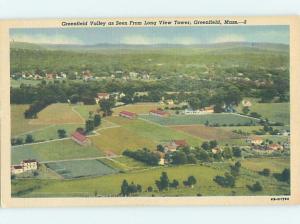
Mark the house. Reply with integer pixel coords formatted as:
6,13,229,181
82,70,93,81
97,92,110,100
164,139,188,152
165,99,174,105
211,147,222,154
172,139,188,148
183,109,202,115
247,136,263,145
11,165,24,175
119,111,137,119
46,73,54,80
129,72,139,78
149,109,170,117
242,100,252,107
267,144,283,151
202,106,214,113
283,142,290,149
71,131,90,146
21,159,38,172
111,92,126,100
157,152,165,165
163,143,177,152
34,74,43,80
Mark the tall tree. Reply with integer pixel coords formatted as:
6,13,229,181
93,114,101,127
85,119,94,132
121,179,129,196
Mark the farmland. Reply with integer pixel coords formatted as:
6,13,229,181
12,139,103,164
16,124,81,141
170,124,241,141
11,157,290,197
45,159,118,179
11,104,48,136
112,103,161,114
90,126,157,155
110,116,203,145
236,99,290,125
139,113,258,126
242,157,289,173
29,103,84,125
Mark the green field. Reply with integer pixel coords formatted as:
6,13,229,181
140,113,258,126
90,126,157,155
242,157,289,173
73,104,99,119
11,157,290,197
10,79,42,88
17,124,82,141
12,139,103,164
112,103,161,115
46,159,118,179
236,99,290,125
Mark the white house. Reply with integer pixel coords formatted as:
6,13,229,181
21,159,38,172
11,165,24,175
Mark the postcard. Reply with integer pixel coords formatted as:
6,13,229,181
1,16,300,207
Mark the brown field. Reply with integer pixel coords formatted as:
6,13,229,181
170,124,241,141
30,103,84,125
112,102,162,115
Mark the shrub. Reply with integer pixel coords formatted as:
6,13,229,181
247,181,263,192
258,168,270,177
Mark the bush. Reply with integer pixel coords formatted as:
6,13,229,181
25,134,34,143
123,148,160,166
273,168,290,183
214,173,235,188
258,168,270,177
247,181,263,192
147,186,153,192
232,147,242,157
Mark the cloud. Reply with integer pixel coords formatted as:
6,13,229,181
212,34,246,43
172,37,199,45
120,35,200,45
10,34,83,45
120,35,157,45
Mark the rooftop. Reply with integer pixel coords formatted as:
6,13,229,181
150,110,169,115
72,131,88,142
119,111,136,117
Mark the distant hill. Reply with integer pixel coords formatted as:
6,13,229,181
10,41,45,50
10,41,289,53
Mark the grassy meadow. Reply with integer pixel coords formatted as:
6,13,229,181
45,159,118,179
12,139,103,164
236,99,290,125
140,114,258,126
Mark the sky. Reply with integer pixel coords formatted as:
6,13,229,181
10,25,289,45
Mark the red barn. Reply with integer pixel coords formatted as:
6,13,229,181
119,111,137,119
71,131,90,146
149,109,170,117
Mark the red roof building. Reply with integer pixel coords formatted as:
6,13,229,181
172,139,188,147
149,109,170,117
71,131,90,146
119,111,137,119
